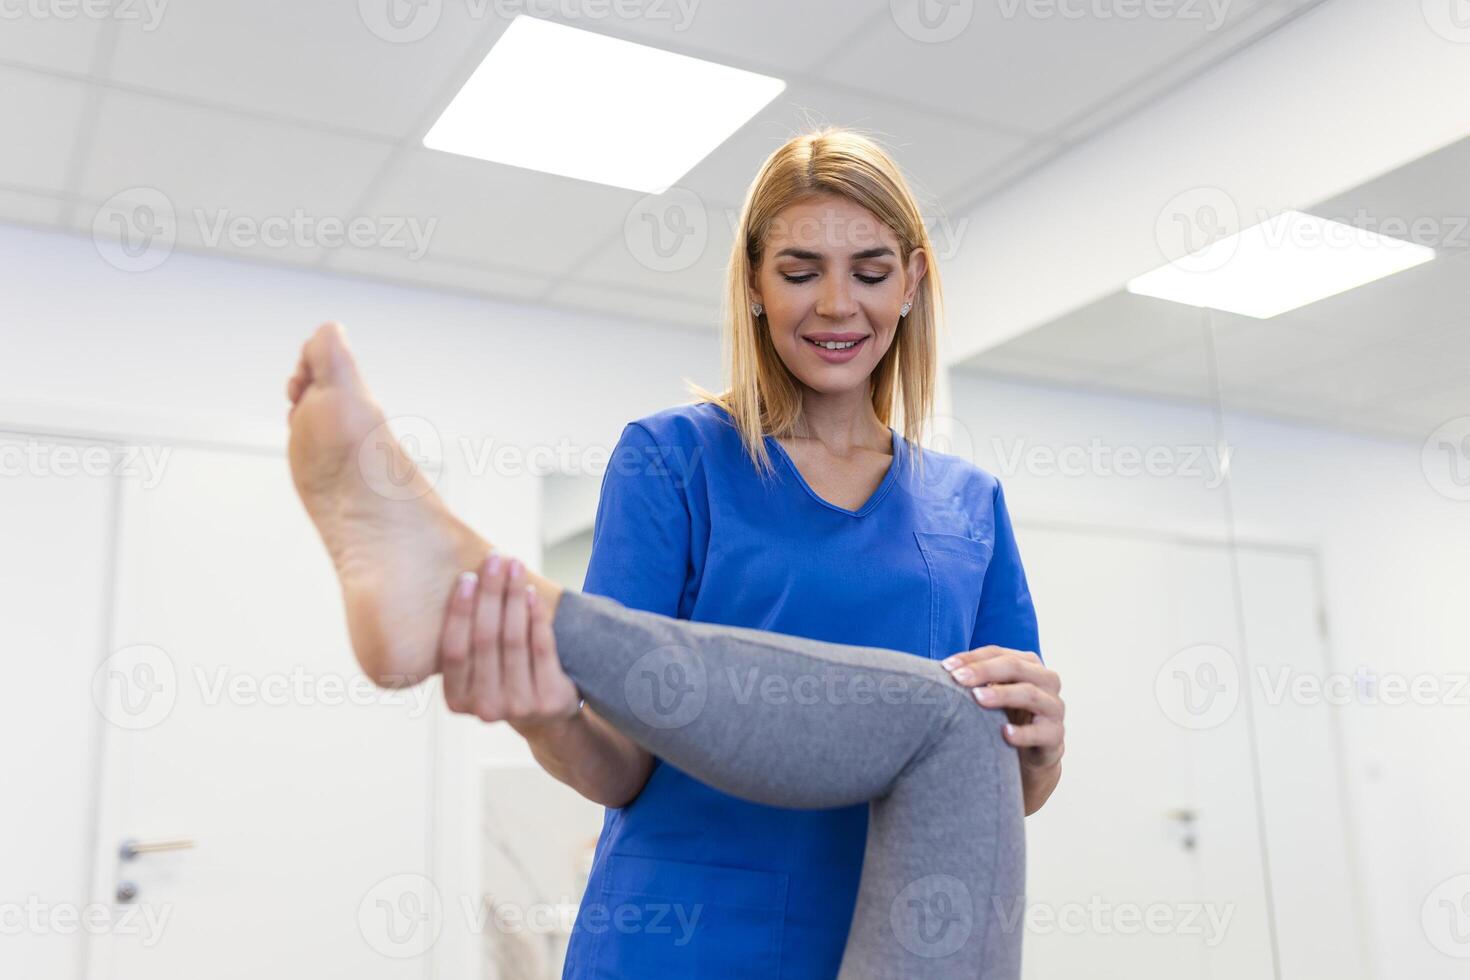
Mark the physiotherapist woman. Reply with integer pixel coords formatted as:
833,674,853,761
453,127,1066,978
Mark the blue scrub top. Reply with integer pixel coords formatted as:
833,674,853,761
562,401,1040,980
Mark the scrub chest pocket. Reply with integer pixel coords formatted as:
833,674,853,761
913,529,994,661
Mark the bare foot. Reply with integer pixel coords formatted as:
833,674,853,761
285,322,498,687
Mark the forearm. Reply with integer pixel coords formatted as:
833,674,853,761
1022,758,1062,815
514,707,654,808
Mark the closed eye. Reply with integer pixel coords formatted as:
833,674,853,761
781,273,891,285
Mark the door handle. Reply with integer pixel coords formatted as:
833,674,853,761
119,837,196,860
1164,808,1199,852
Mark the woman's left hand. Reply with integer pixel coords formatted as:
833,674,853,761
941,647,1065,773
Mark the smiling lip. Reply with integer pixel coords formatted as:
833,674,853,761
803,334,869,363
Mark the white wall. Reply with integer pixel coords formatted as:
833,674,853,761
0,223,722,457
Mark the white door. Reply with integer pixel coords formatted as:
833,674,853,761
0,434,117,980
88,445,440,979
1231,547,1369,979
1018,527,1218,979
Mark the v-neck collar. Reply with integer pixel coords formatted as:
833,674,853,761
765,426,903,518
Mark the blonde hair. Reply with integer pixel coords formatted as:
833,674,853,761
686,125,943,480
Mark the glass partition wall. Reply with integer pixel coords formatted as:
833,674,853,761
965,136,1470,979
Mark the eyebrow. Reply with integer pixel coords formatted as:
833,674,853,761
773,246,896,261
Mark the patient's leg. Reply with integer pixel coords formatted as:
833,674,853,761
552,589,1026,979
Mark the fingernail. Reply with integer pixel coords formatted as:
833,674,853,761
525,585,538,606
951,667,973,683
487,553,502,574
457,571,477,599
975,687,995,704
940,656,958,670
509,557,523,578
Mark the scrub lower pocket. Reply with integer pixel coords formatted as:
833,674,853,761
583,854,788,979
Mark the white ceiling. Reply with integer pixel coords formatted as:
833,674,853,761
1,0,1321,329
960,133,1470,441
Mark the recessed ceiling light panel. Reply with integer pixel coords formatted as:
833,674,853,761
1127,210,1437,319
423,16,786,194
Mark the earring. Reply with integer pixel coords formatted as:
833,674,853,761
900,301,912,316
752,302,764,317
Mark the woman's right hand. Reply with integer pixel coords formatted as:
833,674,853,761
438,550,582,733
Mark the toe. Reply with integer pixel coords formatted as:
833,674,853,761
304,321,358,386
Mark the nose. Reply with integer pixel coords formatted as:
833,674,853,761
814,275,860,321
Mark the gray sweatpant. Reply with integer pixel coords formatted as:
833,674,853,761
551,588,1026,979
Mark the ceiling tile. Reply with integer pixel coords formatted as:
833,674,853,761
73,87,394,240
676,79,1030,213
320,245,557,303
542,280,721,333
361,147,644,280
1238,344,1444,413
0,187,64,229
562,191,735,305
1000,291,1213,367
819,0,1283,136
0,9,105,73
105,0,499,137
943,136,1070,211
1279,250,1467,346
0,65,89,192
588,0,888,78
1048,0,1309,143
1135,320,1341,391
1388,382,1470,432
960,348,1099,386
1312,128,1470,254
